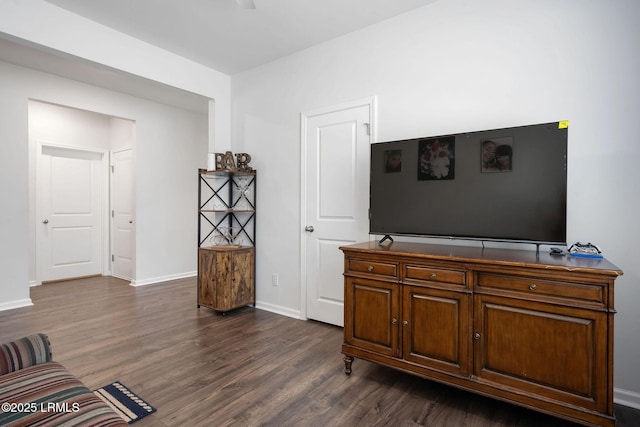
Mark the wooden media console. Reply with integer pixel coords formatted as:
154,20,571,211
341,241,622,427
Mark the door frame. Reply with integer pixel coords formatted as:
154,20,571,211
299,96,377,320
35,141,110,284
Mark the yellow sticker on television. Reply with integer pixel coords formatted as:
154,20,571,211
558,120,570,129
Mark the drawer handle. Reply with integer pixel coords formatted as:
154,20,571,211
367,266,374,272
430,273,437,279
402,320,408,326
391,318,397,325
529,284,537,291
474,333,481,340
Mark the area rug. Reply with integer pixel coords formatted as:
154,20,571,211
93,381,156,424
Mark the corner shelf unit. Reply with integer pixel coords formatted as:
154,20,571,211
198,168,256,248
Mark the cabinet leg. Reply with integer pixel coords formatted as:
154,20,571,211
343,355,354,375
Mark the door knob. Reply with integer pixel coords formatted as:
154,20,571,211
42,219,49,224
305,225,314,232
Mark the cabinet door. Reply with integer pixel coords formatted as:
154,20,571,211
403,285,471,376
229,248,255,308
344,277,400,357
474,294,609,413
198,249,217,308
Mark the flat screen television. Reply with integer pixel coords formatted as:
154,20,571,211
370,121,567,246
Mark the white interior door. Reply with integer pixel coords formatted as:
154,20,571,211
302,99,373,326
111,148,134,280
38,145,104,282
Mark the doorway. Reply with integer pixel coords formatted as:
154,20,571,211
301,97,375,326
29,101,135,285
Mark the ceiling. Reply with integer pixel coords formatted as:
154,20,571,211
42,0,438,75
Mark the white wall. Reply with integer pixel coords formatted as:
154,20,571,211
0,66,31,311
231,0,640,406
0,60,208,297
109,116,136,153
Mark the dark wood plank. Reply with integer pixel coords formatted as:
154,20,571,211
0,276,637,427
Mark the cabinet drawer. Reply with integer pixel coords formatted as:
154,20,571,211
477,273,605,305
404,264,466,286
347,258,398,279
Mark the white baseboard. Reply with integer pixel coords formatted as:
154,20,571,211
0,298,33,312
614,387,640,410
130,271,196,287
255,300,302,320
29,280,39,287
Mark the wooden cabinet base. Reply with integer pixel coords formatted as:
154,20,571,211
341,241,622,427
198,246,255,312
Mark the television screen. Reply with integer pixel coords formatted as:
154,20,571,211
370,121,567,245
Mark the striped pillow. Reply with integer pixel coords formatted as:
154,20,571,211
0,333,52,375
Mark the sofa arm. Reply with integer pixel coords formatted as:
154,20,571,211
0,333,52,375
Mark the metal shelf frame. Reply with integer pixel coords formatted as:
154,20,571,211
198,169,256,248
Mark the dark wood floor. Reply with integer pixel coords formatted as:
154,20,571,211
1,276,638,427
